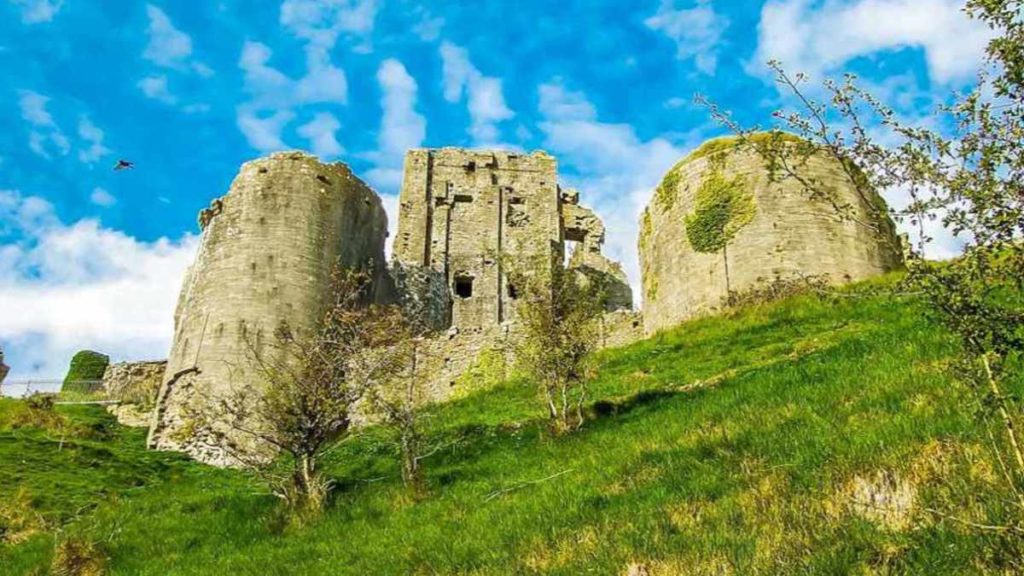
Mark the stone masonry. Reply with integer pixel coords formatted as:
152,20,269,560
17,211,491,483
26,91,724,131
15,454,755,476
149,151,388,464
393,149,564,332
639,135,904,335
392,148,635,399
103,360,167,427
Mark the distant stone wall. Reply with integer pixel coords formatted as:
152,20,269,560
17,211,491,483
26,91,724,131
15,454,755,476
639,137,903,335
0,349,8,385
103,360,166,427
599,311,644,349
149,151,389,464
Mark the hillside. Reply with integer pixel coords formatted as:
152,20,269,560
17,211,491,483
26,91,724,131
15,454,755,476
3,274,1023,575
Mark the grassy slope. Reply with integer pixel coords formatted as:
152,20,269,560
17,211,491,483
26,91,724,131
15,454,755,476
3,275,1023,575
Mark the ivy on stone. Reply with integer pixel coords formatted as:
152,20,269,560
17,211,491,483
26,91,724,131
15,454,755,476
684,170,755,254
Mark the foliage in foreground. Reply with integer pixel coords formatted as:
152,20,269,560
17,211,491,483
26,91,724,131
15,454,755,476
3,275,1024,574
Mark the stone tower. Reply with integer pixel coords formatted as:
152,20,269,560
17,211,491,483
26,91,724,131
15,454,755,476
639,135,903,335
390,148,635,399
148,151,388,463
393,149,566,332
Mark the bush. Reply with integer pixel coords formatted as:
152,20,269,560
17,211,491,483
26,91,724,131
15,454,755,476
62,351,109,394
0,395,65,431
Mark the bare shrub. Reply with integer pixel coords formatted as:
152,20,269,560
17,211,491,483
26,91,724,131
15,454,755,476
512,260,605,432
189,267,409,517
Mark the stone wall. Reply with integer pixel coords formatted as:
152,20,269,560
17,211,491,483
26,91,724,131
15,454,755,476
391,147,636,399
148,151,389,464
639,136,903,335
103,360,166,427
0,349,8,385
394,149,563,332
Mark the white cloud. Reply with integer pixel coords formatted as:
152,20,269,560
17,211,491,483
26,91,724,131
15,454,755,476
237,108,296,153
280,0,379,51
11,0,62,24
143,4,194,68
645,0,729,74
364,58,426,192
297,112,343,158
235,38,348,152
439,42,514,144
753,0,992,84
89,187,116,207
138,4,213,108
77,116,111,164
363,59,426,255
18,90,70,160
0,190,197,380
137,75,178,104
537,82,694,298
411,9,444,42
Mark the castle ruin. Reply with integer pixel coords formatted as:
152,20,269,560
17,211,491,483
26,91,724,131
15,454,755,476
146,135,903,465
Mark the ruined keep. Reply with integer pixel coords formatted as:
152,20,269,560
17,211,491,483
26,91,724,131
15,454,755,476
639,135,904,335
148,151,388,462
392,148,634,397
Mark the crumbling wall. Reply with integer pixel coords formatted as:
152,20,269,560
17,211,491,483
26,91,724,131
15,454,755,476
0,349,8,385
393,149,563,332
149,151,389,464
103,360,166,427
639,135,904,335
391,148,637,398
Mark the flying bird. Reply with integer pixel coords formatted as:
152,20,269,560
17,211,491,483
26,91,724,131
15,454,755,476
113,159,135,171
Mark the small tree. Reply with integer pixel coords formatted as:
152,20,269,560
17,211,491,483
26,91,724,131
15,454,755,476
366,334,433,496
513,260,605,432
191,267,407,516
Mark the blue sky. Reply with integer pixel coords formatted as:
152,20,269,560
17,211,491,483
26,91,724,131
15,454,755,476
0,0,992,379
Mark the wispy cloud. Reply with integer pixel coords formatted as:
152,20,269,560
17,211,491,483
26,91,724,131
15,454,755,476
77,116,111,164
0,190,197,379
18,90,70,160
364,58,426,191
439,42,513,145
537,81,694,297
364,58,426,252
11,0,62,24
142,4,212,75
297,112,343,158
138,4,212,108
236,108,295,153
753,0,992,84
89,187,116,207
137,75,177,105
645,0,729,74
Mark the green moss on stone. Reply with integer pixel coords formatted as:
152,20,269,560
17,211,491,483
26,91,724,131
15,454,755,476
684,132,807,165
684,170,755,254
62,350,110,393
654,164,683,211
639,210,653,247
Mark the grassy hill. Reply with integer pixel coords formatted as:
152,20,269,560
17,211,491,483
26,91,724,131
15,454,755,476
3,274,1023,575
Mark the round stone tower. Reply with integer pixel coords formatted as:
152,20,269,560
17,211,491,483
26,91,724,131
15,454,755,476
148,151,389,464
639,134,903,335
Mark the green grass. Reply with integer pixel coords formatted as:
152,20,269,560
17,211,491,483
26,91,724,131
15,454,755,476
3,274,1023,575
